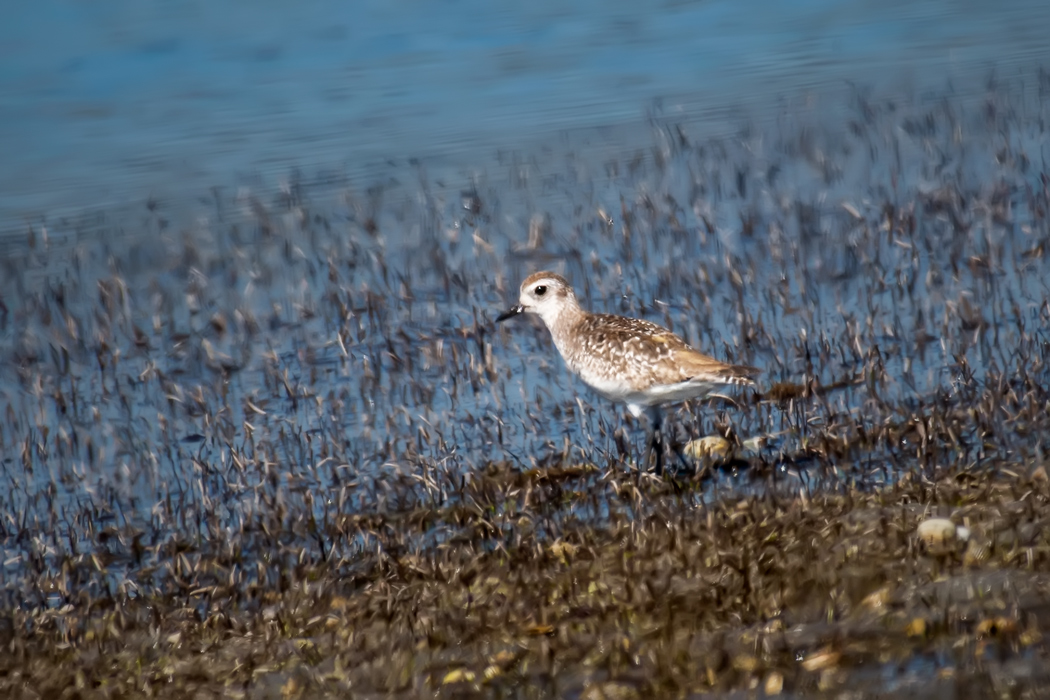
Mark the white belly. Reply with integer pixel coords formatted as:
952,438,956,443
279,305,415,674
575,368,725,416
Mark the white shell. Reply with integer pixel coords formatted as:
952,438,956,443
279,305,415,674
684,436,732,460
917,518,969,550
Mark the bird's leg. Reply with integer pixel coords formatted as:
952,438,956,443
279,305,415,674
653,432,666,476
648,407,681,475
645,406,664,475
647,406,693,475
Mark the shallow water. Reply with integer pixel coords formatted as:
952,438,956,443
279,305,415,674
3,0,1050,222
2,4,1050,694
2,75,1048,537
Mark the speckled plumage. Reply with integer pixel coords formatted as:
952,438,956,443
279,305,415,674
496,271,758,473
499,271,758,417
556,312,757,406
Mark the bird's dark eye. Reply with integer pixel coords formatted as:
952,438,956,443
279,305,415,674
534,285,547,297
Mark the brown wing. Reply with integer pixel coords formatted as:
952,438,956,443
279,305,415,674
674,347,760,386
567,313,758,391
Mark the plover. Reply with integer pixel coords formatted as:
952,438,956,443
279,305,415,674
497,271,759,473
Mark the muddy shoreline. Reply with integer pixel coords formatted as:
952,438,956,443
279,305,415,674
3,461,1050,697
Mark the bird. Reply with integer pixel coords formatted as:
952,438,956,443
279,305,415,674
496,271,759,473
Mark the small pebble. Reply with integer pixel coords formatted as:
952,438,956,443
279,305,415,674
684,436,732,461
916,518,969,553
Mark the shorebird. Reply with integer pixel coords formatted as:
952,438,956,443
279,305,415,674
496,271,758,473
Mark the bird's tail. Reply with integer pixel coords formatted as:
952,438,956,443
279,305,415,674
724,364,760,386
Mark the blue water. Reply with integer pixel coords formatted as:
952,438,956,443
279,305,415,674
3,0,1050,224
1,8,1049,693
2,0,1050,556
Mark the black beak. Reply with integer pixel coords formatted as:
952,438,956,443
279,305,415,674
496,304,525,323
